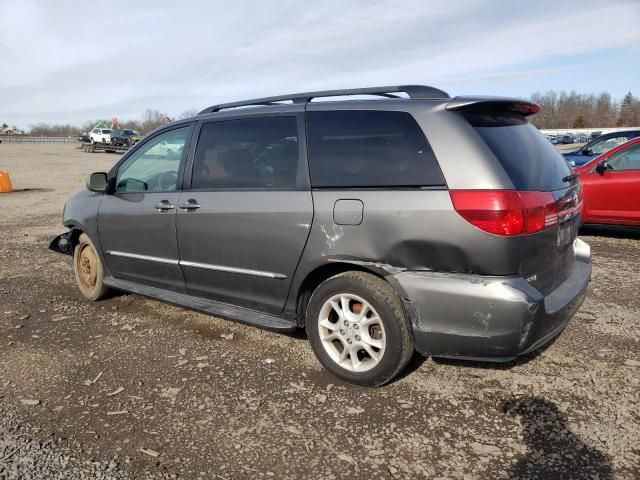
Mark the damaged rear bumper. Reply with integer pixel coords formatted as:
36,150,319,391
49,231,74,255
395,238,592,361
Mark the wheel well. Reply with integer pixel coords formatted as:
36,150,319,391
66,227,84,250
295,263,385,327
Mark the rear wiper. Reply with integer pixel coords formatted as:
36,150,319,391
562,172,578,183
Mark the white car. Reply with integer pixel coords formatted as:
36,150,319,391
90,128,112,144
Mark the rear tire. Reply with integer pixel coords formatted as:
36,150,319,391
73,233,110,301
306,271,414,387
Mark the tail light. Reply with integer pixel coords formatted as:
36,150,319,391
449,190,559,236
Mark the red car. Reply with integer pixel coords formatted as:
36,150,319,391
575,137,640,226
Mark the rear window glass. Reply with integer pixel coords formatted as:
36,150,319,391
307,111,445,188
465,112,571,191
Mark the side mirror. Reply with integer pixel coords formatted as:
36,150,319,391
87,172,108,192
595,161,609,174
582,148,593,156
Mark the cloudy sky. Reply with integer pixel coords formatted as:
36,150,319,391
1,0,639,128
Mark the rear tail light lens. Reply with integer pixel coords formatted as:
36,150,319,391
450,190,558,236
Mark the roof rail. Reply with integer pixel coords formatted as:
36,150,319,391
197,85,450,114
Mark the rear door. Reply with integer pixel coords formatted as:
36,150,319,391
98,124,193,292
176,113,313,314
581,142,640,225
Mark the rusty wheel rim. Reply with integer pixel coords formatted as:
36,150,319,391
76,243,98,290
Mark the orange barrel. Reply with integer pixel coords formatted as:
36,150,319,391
0,170,13,193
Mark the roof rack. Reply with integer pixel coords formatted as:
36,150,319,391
197,85,450,114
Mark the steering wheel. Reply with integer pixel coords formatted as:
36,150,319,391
157,171,178,190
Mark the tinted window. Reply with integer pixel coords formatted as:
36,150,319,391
192,117,300,190
116,126,190,193
465,112,571,191
307,111,445,188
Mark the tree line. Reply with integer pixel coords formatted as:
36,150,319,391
23,109,198,137
529,91,639,129
5,92,640,136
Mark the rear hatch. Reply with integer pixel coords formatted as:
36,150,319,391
449,100,582,295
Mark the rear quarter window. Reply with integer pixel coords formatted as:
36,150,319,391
464,112,571,191
307,110,445,188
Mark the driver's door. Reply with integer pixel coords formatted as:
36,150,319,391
98,124,193,292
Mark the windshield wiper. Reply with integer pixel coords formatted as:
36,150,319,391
562,172,578,183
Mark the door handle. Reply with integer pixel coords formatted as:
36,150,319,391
155,201,175,211
179,200,201,210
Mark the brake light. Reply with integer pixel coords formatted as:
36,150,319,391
449,190,558,236
510,102,540,115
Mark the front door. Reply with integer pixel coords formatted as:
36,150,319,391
582,141,640,225
176,114,313,314
98,125,193,291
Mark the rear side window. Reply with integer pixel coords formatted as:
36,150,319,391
191,116,300,190
465,112,571,191
307,111,445,188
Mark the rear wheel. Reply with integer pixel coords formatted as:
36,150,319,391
306,271,414,386
73,233,109,301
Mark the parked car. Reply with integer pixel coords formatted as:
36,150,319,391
561,134,574,144
111,128,142,147
90,128,112,144
564,129,640,166
575,137,640,226
49,86,591,386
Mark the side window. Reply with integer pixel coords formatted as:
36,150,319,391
191,116,300,190
590,136,629,154
116,126,190,193
307,110,445,188
607,143,640,171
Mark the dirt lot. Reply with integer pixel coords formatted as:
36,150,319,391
0,144,638,479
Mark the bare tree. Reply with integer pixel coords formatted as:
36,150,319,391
529,90,635,129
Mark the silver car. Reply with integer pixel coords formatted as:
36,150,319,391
50,85,591,386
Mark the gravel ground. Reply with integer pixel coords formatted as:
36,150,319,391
0,144,638,479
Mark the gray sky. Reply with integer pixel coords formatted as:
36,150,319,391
1,0,639,129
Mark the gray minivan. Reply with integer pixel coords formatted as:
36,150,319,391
50,86,591,386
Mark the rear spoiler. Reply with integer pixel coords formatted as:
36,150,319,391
446,96,540,116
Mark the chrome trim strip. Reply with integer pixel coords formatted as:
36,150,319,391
106,251,179,265
179,260,286,279
106,251,286,279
